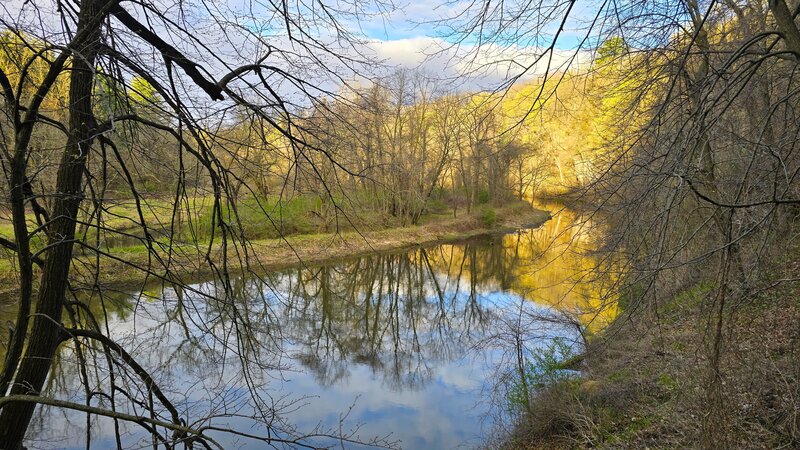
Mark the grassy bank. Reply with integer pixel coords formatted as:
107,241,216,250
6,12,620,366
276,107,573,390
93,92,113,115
503,248,800,449
0,201,550,294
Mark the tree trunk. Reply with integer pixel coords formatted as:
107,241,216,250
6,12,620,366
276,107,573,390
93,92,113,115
770,0,800,58
0,1,105,447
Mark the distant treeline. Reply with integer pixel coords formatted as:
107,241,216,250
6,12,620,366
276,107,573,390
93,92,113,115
0,31,630,229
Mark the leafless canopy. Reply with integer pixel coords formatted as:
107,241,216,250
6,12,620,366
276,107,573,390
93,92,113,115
0,0,403,448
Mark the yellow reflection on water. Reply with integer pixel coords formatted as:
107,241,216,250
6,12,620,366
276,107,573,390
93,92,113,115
423,202,619,332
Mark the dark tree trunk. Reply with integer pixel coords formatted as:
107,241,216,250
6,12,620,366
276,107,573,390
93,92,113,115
770,0,800,58
0,0,106,447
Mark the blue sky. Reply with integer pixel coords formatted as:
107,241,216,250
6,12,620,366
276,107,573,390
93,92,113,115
0,0,596,102
351,0,595,88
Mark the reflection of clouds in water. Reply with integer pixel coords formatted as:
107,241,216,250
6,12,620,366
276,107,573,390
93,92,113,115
437,360,483,392
281,359,489,449
26,208,605,449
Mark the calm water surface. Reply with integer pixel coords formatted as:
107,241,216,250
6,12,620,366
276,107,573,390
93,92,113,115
24,206,615,449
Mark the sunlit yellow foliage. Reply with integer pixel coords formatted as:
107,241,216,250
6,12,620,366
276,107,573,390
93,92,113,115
485,43,654,197
0,31,69,116
424,204,619,330
129,75,159,104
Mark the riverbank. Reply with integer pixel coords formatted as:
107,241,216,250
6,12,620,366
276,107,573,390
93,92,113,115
503,245,800,449
0,201,550,294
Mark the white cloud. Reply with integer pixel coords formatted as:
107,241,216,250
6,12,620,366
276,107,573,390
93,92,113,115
368,36,444,68
363,36,589,92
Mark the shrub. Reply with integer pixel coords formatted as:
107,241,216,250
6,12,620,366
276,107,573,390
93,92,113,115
506,337,579,414
424,197,449,215
480,206,497,227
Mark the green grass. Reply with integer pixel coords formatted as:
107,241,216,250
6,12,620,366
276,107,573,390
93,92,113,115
660,281,714,318
0,197,549,292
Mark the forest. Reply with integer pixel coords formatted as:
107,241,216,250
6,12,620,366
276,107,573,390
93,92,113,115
0,0,799,449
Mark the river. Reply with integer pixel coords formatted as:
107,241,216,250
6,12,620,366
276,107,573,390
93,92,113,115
23,205,616,449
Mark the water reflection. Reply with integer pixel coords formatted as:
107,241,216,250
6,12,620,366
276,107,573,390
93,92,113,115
20,205,615,449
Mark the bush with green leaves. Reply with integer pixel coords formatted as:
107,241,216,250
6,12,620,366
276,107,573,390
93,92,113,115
507,337,579,414
480,206,497,227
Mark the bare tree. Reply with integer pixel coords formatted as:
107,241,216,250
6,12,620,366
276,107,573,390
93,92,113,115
439,0,800,447
0,0,397,447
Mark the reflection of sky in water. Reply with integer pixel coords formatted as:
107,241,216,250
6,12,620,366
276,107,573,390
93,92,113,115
281,354,488,449
25,209,605,450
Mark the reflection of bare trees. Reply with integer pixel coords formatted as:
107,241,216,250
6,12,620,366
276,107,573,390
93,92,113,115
282,247,490,390
17,211,608,447
124,228,602,394
266,218,609,391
